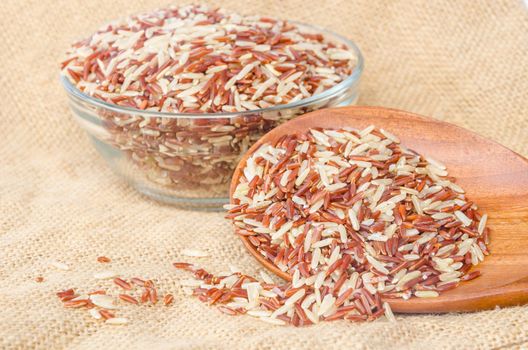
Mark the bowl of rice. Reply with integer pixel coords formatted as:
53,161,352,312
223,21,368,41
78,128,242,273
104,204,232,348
60,4,363,210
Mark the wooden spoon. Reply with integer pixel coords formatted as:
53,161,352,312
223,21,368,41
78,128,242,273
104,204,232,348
229,106,528,313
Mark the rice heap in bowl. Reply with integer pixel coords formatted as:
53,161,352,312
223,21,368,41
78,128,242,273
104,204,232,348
60,4,359,197
174,125,490,326
61,5,357,113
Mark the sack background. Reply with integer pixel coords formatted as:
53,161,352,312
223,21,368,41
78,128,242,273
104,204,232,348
1,0,527,349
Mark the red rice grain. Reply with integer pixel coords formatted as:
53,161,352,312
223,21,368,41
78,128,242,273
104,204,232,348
141,289,150,304
99,310,115,320
149,287,159,305
97,256,111,263
113,278,132,290
163,294,174,306
119,294,139,305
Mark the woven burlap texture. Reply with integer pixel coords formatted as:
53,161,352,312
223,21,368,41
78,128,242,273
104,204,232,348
1,0,527,349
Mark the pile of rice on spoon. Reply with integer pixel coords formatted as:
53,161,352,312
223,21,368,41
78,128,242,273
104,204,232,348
175,124,490,326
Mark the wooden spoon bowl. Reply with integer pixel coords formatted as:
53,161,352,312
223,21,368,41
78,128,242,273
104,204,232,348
229,106,528,313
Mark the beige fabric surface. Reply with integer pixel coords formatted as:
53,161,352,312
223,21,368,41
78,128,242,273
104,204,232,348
1,0,528,349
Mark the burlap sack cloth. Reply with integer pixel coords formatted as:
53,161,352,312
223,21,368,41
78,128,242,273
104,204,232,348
1,0,527,349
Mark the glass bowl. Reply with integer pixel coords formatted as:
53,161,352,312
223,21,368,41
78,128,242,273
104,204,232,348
61,24,363,210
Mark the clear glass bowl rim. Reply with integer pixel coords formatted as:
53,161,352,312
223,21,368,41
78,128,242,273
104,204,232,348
60,21,364,119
